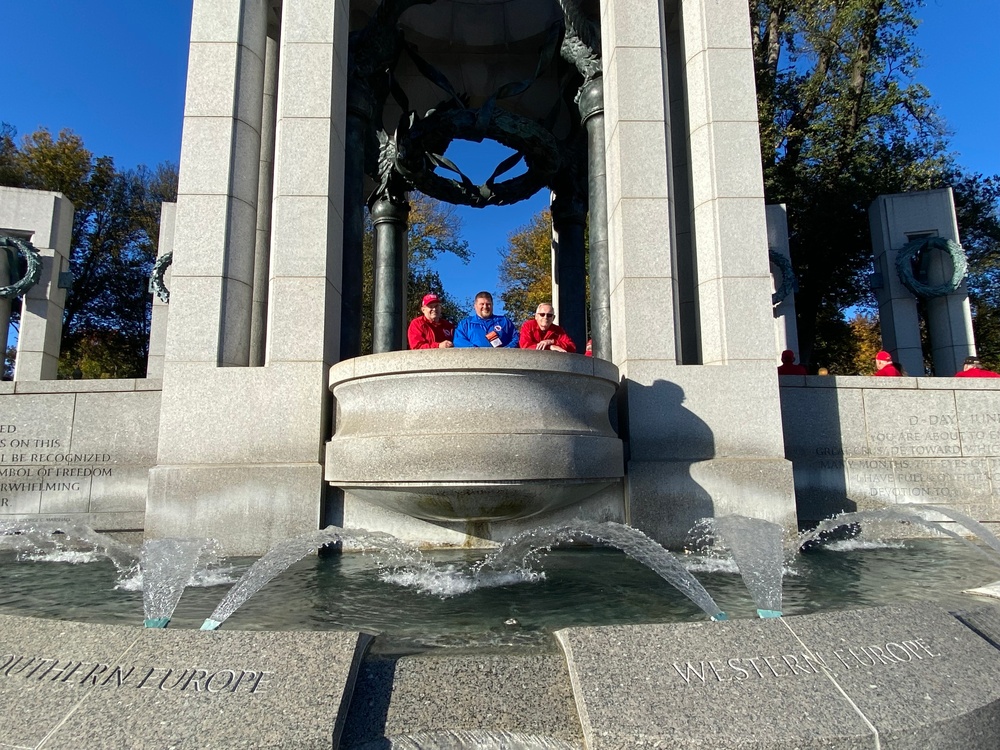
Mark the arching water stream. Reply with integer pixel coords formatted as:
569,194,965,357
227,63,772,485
3,515,1000,651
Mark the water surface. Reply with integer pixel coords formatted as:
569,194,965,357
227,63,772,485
2,539,998,652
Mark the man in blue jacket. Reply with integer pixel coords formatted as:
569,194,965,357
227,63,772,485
453,291,519,348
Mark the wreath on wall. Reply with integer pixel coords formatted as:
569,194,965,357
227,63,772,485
149,251,173,303
0,235,43,299
894,236,967,299
769,249,798,306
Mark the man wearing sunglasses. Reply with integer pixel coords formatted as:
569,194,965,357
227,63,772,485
518,302,577,353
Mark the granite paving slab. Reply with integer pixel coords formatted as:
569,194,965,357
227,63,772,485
952,602,1000,649
557,605,1000,750
340,652,583,748
783,606,1000,749
0,614,371,749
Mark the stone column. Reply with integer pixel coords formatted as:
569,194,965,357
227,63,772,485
148,0,349,555
682,0,775,366
249,31,280,367
371,197,409,353
166,0,267,368
0,188,74,381
926,249,975,377
264,0,348,368
869,188,973,376
766,204,800,360
146,202,176,380
580,78,612,361
0,240,10,365
340,83,375,360
550,188,588,351
599,0,796,545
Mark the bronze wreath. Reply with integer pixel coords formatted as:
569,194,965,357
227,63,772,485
0,235,43,299
894,236,967,299
149,251,173,303
394,105,562,208
769,249,798,306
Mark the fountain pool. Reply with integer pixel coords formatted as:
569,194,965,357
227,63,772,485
3,536,1000,652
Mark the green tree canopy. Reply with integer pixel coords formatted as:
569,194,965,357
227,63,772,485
752,0,1000,372
1,124,177,378
498,210,553,325
752,0,954,367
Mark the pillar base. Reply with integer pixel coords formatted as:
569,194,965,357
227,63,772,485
146,463,323,555
627,457,797,548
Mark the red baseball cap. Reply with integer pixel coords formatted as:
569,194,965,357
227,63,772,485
875,350,892,361
422,293,441,306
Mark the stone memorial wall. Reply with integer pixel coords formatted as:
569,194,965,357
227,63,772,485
780,376,1000,527
0,380,160,531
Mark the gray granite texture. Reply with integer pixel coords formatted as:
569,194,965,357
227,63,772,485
339,651,583,749
951,604,1000,651
0,614,371,749
556,604,1000,749
780,377,1000,532
326,350,624,527
0,383,160,529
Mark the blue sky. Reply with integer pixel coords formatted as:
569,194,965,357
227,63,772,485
2,0,997,311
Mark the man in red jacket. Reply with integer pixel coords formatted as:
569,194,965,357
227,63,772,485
518,302,577,352
954,355,1000,378
407,293,455,349
873,350,901,376
777,349,807,375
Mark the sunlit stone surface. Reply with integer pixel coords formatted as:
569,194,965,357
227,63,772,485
326,349,624,521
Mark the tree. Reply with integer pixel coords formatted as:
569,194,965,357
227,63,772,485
498,210,553,325
750,0,953,367
3,344,14,380
360,192,471,354
0,125,177,377
952,173,1000,372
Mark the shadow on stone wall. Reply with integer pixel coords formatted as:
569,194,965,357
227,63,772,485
622,379,715,544
779,379,856,529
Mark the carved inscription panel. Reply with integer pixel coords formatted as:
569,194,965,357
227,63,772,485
1,653,273,695
0,423,114,513
670,637,939,685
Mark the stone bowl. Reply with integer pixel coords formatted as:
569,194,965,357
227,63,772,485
325,349,623,521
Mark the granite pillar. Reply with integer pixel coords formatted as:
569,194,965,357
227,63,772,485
766,204,800,361
371,197,409,353
166,0,267,368
0,238,11,366
869,188,974,377
145,202,176,380
0,187,74,381
340,82,374,361
249,31,280,367
600,0,796,544
148,0,349,554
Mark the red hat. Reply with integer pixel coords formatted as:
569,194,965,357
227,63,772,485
875,350,892,361
421,293,441,306
781,350,795,363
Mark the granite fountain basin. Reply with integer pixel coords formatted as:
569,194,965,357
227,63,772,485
325,349,624,521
